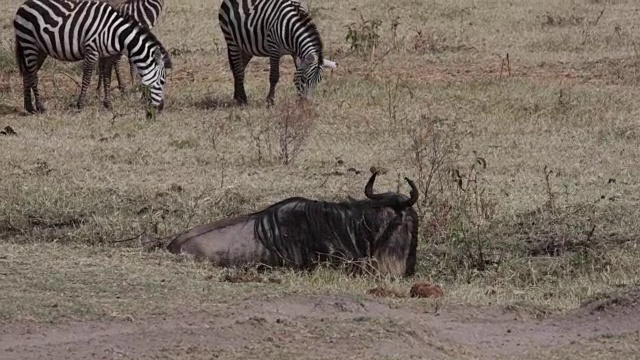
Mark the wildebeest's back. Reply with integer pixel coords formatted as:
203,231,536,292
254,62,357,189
254,198,373,269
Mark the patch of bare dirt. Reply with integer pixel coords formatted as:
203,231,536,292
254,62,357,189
366,286,406,298
2,288,640,359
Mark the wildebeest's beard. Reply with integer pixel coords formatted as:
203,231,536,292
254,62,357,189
252,196,418,276
369,207,419,277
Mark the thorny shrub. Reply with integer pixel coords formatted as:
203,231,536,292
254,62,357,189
405,112,615,284
345,15,381,56
272,98,316,165
407,114,500,281
243,98,316,166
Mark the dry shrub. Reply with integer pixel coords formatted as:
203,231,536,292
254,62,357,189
244,113,275,166
241,98,315,165
407,114,501,281
272,98,316,165
407,112,618,284
344,15,381,56
410,29,476,55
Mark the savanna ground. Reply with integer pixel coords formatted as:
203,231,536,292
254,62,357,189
2,0,640,358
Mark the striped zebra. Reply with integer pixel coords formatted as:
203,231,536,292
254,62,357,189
218,0,337,106
96,0,165,95
13,0,171,117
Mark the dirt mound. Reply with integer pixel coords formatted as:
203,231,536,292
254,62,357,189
576,286,640,317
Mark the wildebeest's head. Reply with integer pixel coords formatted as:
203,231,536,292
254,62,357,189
166,171,420,277
348,171,420,276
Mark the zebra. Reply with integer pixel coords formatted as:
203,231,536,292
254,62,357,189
218,0,337,106
13,0,171,117
96,0,165,95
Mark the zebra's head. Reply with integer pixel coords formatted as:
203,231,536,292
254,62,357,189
294,54,337,100
142,46,172,119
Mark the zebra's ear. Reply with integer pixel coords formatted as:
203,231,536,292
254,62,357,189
163,51,173,70
153,47,172,70
302,53,316,68
153,47,163,65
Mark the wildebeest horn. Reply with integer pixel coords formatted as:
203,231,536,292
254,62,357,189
401,177,419,208
364,172,384,200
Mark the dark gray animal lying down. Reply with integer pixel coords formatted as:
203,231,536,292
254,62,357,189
167,171,420,277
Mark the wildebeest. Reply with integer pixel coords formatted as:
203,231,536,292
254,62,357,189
167,172,420,277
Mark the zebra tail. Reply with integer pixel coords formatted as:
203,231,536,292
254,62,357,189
14,39,27,76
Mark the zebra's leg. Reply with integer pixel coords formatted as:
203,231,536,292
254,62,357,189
227,46,251,105
21,61,35,114
127,57,136,91
100,56,115,109
266,54,282,106
113,54,127,94
75,50,98,109
96,58,104,92
21,72,34,114
30,53,48,113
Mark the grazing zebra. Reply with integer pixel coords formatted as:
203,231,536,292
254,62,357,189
218,0,337,106
96,0,165,96
13,0,171,117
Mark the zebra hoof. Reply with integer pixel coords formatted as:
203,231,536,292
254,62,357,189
102,101,112,109
69,102,84,110
234,96,248,106
266,98,275,107
35,103,46,113
145,110,156,120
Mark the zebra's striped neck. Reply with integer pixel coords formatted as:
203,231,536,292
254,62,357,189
283,8,323,68
118,22,164,78
115,19,169,108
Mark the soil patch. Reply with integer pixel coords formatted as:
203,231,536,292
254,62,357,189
2,289,640,359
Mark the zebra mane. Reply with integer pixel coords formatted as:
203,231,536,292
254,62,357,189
115,9,172,68
290,1,308,16
117,10,145,30
288,1,323,66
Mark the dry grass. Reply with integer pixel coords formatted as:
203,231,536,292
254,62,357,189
2,0,640,358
